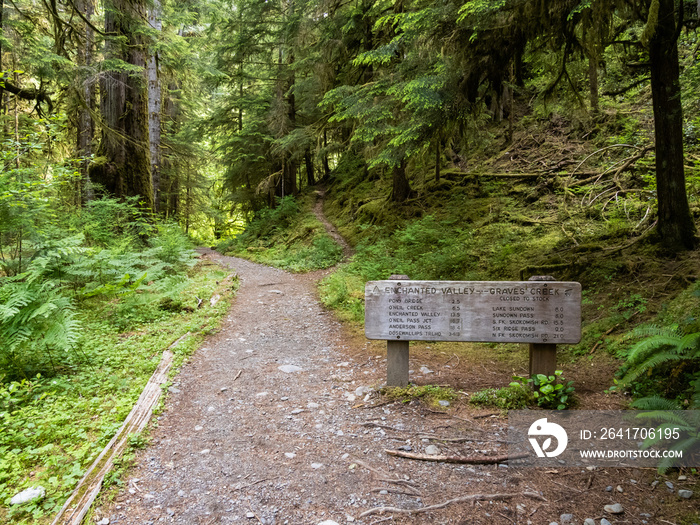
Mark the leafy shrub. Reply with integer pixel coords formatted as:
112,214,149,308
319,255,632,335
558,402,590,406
511,370,576,410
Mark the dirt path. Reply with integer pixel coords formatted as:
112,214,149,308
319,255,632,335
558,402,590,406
95,251,521,525
312,189,354,261
94,217,693,524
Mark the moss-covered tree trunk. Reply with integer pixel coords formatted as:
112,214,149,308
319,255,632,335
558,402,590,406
649,0,696,251
391,160,412,202
147,0,162,213
90,0,154,211
76,0,95,205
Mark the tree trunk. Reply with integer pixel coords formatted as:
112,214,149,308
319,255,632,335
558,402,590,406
322,130,330,181
434,136,441,182
0,0,5,125
147,0,163,213
391,160,412,202
649,0,697,251
76,0,95,205
90,0,153,210
588,55,599,113
305,149,315,186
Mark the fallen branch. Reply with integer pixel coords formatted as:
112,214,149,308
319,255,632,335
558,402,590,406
358,491,546,518
370,486,421,496
385,449,527,464
416,434,509,444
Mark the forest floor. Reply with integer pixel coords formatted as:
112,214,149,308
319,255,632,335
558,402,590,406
94,211,698,525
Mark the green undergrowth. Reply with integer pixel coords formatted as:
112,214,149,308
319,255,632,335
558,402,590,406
319,149,700,350
216,195,343,272
0,260,236,524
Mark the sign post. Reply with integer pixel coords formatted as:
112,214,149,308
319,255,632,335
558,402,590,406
365,277,581,386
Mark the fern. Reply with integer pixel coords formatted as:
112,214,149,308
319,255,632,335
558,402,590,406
620,327,700,385
628,398,700,473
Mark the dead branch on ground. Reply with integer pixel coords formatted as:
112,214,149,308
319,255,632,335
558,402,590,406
385,449,527,464
358,491,546,518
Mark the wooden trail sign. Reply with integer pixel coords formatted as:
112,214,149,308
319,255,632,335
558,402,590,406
365,278,582,386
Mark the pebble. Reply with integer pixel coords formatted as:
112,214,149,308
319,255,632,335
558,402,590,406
194,425,203,431
604,503,624,514
559,513,573,523
279,365,303,373
355,386,372,397
97,519,110,525
311,463,324,469
678,489,693,499
600,519,612,525
678,475,687,481
200,449,210,454
616,485,624,492
583,519,595,525
246,512,256,519
665,481,674,491
285,453,296,459
177,490,186,497
290,409,304,415
419,366,433,374
651,480,659,488
605,485,613,492
425,445,440,455
10,486,45,505
438,400,450,407
317,521,340,525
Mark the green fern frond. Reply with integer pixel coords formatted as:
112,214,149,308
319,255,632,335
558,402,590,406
630,395,681,411
626,335,683,363
620,350,687,384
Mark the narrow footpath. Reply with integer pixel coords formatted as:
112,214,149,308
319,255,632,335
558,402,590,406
94,250,523,525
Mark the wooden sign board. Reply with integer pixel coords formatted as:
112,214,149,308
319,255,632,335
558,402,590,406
365,280,582,344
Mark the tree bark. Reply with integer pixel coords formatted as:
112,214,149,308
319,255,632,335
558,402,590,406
648,0,697,251
90,0,154,210
391,160,412,202
588,55,599,113
434,136,441,182
76,0,95,204
148,0,163,213
304,149,315,186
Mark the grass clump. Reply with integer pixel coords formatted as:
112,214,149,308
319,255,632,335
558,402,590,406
217,195,343,272
380,384,458,408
